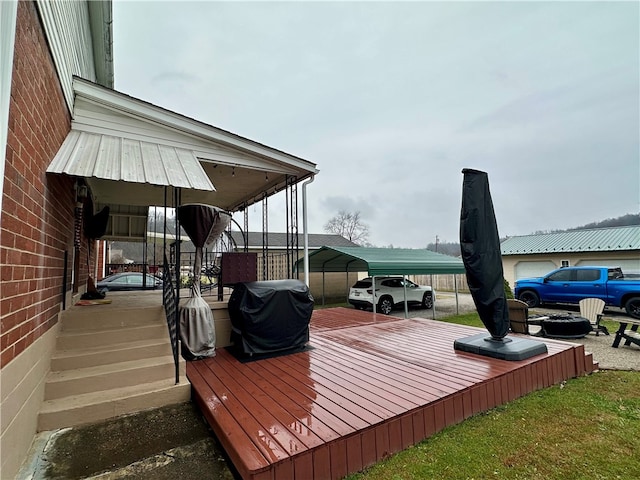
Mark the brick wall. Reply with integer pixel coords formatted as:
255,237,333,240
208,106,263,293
1,1,88,368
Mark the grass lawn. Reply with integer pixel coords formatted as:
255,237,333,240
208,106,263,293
345,312,640,480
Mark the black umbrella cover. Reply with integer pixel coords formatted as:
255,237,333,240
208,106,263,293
177,204,231,248
177,204,231,294
459,169,509,339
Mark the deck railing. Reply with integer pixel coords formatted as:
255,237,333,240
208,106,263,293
162,254,180,384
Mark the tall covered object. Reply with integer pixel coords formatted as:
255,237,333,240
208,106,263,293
177,204,231,360
459,169,509,339
454,169,547,360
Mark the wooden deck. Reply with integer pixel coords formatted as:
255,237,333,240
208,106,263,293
187,307,597,480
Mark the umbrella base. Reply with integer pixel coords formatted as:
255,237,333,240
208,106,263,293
454,332,548,361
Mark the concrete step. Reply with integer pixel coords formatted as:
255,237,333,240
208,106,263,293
51,338,173,371
60,304,166,332
56,324,168,350
38,378,191,431
44,355,184,400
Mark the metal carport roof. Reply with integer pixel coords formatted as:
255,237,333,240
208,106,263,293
296,246,466,276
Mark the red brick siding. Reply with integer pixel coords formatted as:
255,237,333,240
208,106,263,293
1,1,91,368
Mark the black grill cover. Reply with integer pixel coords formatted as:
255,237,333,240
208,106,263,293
228,279,313,355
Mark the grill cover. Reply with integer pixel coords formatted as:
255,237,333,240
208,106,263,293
228,279,313,355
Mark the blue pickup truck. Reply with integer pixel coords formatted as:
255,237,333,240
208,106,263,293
514,266,640,319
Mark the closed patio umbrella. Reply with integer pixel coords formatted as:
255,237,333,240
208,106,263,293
455,169,547,360
176,204,231,360
459,168,509,339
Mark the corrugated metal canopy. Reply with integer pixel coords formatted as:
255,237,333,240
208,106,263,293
46,78,318,211
47,131,215,192
45,79,319,241
297,246,466,276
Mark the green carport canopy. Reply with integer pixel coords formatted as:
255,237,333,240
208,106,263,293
296,246,466,276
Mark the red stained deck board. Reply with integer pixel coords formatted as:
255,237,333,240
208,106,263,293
306,339,442,405
269,352,392,423
188,307,595,480
213,350,341,445
254,358,373,433
188,366,272,479
286,347,419,414
311,333,473,398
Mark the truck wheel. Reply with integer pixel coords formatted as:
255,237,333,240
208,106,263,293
378,296,393,315
625,297,640,319
422,292,433,309
518,290,540,308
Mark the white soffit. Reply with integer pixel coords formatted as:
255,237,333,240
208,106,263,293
47,130,216,192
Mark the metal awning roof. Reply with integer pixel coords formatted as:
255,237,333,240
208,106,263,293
46,78,318,211
296,246,466,276
46,78,318,241
47,130,216,193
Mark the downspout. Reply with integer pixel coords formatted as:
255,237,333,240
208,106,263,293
301,175,315,287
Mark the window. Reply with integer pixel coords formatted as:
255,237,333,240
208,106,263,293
561,260,570,268
548,269,573,282
608,268,624,280
576,269,600,282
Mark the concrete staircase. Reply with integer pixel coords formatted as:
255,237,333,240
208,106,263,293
38,295,191,431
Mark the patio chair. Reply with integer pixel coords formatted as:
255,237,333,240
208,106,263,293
579,298,609,336
507,298,531,334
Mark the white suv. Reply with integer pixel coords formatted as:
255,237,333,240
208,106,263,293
348,276,434,315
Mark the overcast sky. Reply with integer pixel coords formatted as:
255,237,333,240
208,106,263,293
113,1,639,248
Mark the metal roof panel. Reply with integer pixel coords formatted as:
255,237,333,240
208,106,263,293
47,131,215,192
297,246,466,276
501,226,640,255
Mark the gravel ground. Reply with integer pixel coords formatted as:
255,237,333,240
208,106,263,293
393,292,639,371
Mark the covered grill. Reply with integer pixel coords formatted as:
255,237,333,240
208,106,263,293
228,279,314,355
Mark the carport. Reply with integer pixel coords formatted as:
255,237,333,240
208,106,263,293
295,246,467,318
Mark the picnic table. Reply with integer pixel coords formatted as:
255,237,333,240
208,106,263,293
611,317,640,348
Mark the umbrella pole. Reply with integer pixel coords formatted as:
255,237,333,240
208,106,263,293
193,246,203,295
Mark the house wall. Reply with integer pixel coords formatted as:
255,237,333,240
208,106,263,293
1,2,89,477
0,323,59,478
0,1,18,207
34,0,99,109
503,251,640,286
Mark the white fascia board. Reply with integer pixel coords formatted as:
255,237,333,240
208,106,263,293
72,78,319,175
70,111,297,176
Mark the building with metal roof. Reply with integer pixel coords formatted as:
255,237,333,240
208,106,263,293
228,231,359,250
501,225,640,286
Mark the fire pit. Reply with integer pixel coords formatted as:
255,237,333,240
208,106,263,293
538,314,592,339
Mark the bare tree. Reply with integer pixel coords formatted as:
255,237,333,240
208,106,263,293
324,210,370,245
